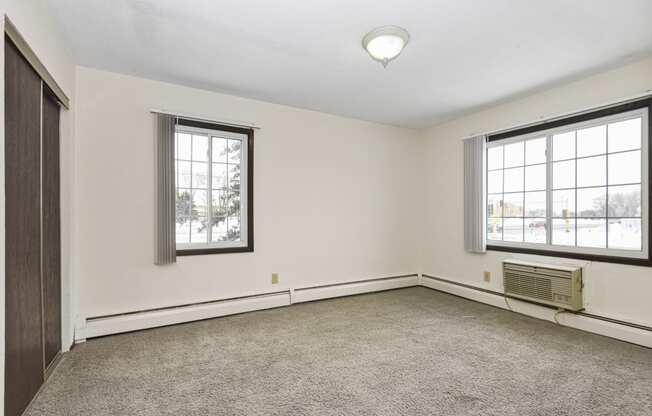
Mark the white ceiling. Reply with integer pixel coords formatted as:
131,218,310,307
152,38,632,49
47,0,652,128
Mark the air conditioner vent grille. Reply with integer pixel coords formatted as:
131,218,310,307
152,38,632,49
504,273,553,301
503,261,583,311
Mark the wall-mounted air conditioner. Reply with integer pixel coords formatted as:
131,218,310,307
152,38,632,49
503,260,583,311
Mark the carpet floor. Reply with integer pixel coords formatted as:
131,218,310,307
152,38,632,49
26,287,652,416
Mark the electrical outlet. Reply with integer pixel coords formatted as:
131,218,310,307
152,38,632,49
271,273,279,284
483,271,491,282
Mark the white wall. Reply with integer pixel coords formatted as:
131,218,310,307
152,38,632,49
421,57,652,327
74,67,422,322
0,0,76,414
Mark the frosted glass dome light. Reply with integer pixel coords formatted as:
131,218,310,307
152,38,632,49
362,26,410,67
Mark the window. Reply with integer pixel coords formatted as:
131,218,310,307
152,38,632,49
486,99,650,265
174,119,253,254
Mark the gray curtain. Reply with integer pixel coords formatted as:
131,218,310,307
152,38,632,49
463,135,487,253
155,113,176,265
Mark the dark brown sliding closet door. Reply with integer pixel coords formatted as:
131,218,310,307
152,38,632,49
4,37,44,416
42,88,62,370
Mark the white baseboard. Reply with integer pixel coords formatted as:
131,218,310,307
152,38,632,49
75,274,419,342
292,274,419,304
420,275,652,349
76,292,291,341
77,273,650,348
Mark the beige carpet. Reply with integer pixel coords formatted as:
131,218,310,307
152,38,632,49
26,287,652,415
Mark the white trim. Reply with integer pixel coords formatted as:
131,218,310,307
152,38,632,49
75,274,652,349
75,274,419,341
76,292,290,341
420,275,652,348
292,275,419,304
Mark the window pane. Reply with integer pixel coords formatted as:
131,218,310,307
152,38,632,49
176,189,192,219
525,137,546,165
503,218,523,242
608,118,641,153
577,218,606,248
211,220,227,242
227,192,241,219
212,189,227,216
487,194,503,218
176,133,191,160
577,125,606,157
190,190,208,243
487,170,503,194
177,161,192,188
212,163,227,190
175,189,192,245
504,142,524,168
192,189,208,217
191,218,208,243
577,187,606,217
525,164,546,191
228,163,241,192
552,219,575,246
503,193,524,217
191,162,208,188
175,219,190,244
524,191,546,217
525,218,547,243
577,156,606,187
192,134,209,162
553,160,575,189
608,184,641,217
228,139,242,163
211,190,227,242
552,189,575,218
553,131,574,161
487,218,502,241
608,219,641,251
504,167,524,192
212,137,228,163
608,150,640,185
226,216,241,241
226,191,242,241
487,146,503,170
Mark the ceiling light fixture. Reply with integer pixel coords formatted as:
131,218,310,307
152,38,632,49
362,26,410,68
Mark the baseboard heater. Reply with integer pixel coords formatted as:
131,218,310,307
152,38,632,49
420,274,652,348
76,274,419,342
292,274,419,303
77,291,291,341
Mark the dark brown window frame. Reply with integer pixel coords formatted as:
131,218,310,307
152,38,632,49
175,118,254,256
486,97,652,267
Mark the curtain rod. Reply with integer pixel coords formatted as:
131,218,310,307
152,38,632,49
150,109,261,130
462,90,652,140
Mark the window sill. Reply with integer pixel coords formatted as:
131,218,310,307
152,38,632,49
176,246,253,256
486,244,652,267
